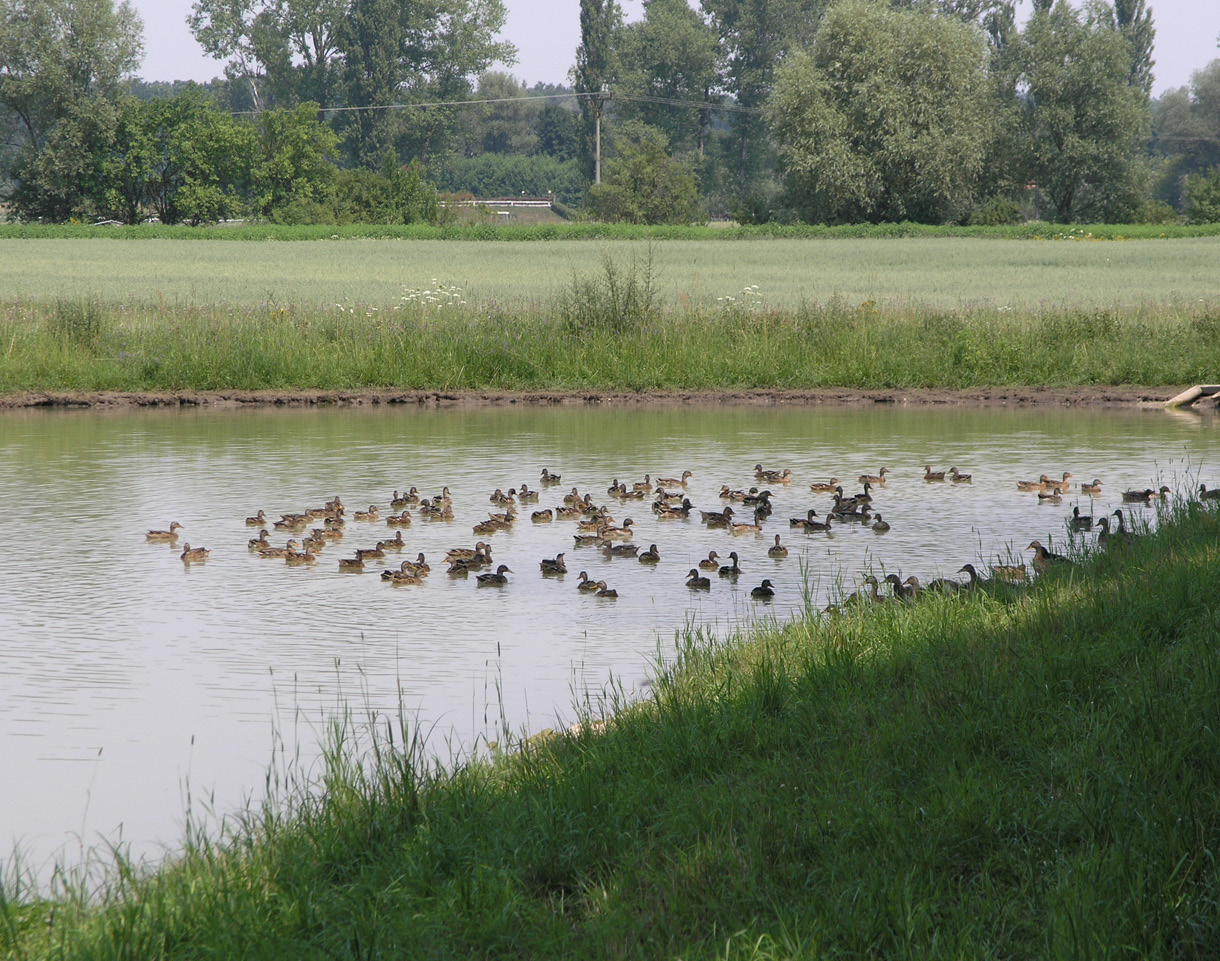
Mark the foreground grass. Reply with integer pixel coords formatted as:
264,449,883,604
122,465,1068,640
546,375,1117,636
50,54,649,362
4,235,1220,310
4,500,1219,959
3,295,1218,393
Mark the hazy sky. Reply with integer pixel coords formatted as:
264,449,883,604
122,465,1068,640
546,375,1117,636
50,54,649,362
131,0,1217,98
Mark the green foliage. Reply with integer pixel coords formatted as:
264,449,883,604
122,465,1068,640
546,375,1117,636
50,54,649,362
574,0,622,182
588,124,704,224
1151,60,1220,209
560,246,658,335
968,195,1023,226
434,153,585,206
1185,166,1220,223
332,159,439,225
1015,0,1151,223
769,0,992,225
250,102,339,217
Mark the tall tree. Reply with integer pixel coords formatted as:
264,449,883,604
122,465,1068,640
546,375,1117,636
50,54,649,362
573,0,621,183
1151,60,1220,208
616,0,720,159
1111,0,1154,96
769,0,991,224
1015,0,1150,222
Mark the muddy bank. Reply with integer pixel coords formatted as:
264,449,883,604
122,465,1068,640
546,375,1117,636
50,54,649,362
1,385,1209,410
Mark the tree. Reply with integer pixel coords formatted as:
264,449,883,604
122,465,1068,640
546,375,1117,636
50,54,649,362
768,0,991,224
250,101,339,216
616,0,720,159
0,0,144,219
1111,0,1154,95
1185,165,1220,223
1015,0,1150,222
1151,60,1220,209
588,122,704,223
573,0,620,183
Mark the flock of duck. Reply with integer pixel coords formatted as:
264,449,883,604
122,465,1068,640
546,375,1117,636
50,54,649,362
143,465,1220,610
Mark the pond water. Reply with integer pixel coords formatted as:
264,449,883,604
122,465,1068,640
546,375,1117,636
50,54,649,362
1,402,1216,879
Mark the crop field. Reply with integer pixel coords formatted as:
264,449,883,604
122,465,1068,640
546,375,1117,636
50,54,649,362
3,235,1220,311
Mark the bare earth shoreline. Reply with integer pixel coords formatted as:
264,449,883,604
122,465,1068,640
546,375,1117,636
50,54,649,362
0,385,1205,410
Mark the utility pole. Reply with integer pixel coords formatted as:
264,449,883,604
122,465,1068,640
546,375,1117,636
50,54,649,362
594,90,612,185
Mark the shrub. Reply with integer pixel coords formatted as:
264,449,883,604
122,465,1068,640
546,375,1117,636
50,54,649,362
1185,166,1220,224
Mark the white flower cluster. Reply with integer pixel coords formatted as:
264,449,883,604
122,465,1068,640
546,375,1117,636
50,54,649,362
716,285,764,311
400,279,467,310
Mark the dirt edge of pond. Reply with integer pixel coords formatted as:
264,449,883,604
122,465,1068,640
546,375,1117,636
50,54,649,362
1,386,1211,411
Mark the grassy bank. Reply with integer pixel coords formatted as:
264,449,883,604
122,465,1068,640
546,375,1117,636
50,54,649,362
2,295,1218,394
4,498,1218,958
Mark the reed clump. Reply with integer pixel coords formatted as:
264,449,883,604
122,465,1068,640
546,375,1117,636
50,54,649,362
4,498,1219,958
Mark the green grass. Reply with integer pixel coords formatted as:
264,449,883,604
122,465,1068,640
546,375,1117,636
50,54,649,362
3,234,1220,310
5,498,1218,959
2,293,1218,393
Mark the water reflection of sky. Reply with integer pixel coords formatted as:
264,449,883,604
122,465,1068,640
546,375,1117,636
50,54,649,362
1,403,1216,879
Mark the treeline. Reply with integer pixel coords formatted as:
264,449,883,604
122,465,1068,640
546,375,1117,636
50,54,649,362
1,0,1219,226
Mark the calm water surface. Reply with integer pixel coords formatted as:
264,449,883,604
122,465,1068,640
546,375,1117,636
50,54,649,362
1,403,1216,876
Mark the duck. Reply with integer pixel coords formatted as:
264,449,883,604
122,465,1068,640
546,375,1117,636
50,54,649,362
599,519,635,541
632,475,653,493
1070,506,1094,531
1200,483,1220,502
377,531,406,551
741,489,773,508
656,470,693,487
686,568,711,590
808,477,840,493
924,465,946,482
444,542,491,562
355,546,385,561
1120,487,1157,503
924,573,964,595
556,505,583,520
1095,515,1113,547
701,506,735,527
948,467,972,484
476,564,513,586
858,468,889,486
718,551,743,578
517,485,539,503
338,556,365,572
1016,475,1051,492
302,534,327,553
385,510,413,528
698,551,720,571
274,514,308,531
353,505,380,521
730,510,765,536
884,573,915,602
389,488,418,508
1043,472,1073,494
754,465,793,484
573,532,604,547
655,498,694,519
956,563,985,588
146,522,184,542
601,543,640,558
284,547,318,566
180,543,210,563
1037,490,1063,504
564,487,584,505
750,579,776,599
384,569,424,586
1027,539,1071,572
791,509,833,533
990,561,1028,583
531,509,554,523
248,529,271,550
594,581,618,598
871,513,891,533
540,468,562,485
540,553,568,575
576,571,600,592
258,540,300,559
1110,509,1137,543
842,574,882,608
244,511,267,527
400,553,431,575
446,559,472,576
638,544,661,564
489,488,512,506
1080,479,1103,496
767,534,788,558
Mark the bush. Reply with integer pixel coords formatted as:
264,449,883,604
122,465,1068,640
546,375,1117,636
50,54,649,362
434,154,585,206
1185,166,1220,223
587,124,704,225
968,196,1022,226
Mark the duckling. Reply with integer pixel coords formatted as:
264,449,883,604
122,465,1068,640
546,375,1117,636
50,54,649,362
576,571,600,592
248,529,271,550
540,468,562,485
1070,506,1094,531
258,539,300,559
948,467,972,484
540,553,567,575
698,551,721,571
767,534,788,558
1080,478,1103,496
808,477,840,493
871,513,891,533
244,510,267,527
924,465,945,482
476,564,512,586
857,468,889,487
180,543,210,563
338,556,365,572
718,551,743,578
531,509,554,523
377,531,406,551
686,568,711,590
638,544,661,564
594,581,618,598
146,522,184,542
353,505,380,521
1200,483,1220,502
750,579,775,599
656,470,693,487
1026,539,1071,572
